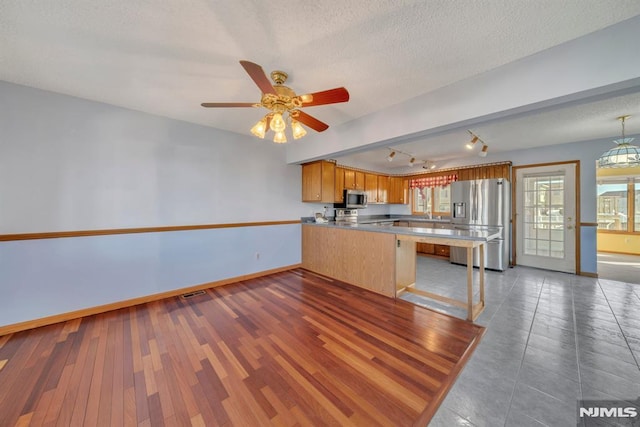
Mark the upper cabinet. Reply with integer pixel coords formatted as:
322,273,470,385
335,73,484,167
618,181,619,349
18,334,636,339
344,169,365,190
302,161,335,203
365,173,379,203
377,175,389,204
302,163,406,204
388,177,408,204
334,167,346,203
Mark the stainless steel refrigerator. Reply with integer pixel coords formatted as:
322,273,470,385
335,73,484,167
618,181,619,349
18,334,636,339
450,178,511,271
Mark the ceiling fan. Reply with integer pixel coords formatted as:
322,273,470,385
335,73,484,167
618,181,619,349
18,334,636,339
201,60,349,143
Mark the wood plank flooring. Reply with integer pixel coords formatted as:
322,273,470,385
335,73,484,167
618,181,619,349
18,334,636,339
0,268,484,426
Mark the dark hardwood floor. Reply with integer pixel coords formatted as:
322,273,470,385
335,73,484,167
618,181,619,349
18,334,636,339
0,269,484,426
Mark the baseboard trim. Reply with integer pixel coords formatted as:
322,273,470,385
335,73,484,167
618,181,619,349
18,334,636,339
579,272,598,278
0,264,301,336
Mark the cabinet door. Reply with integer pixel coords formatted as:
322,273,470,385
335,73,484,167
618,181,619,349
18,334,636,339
434,245,450,257
365,173,378,203
321,161,335,203
354,171,365,190
389,177,407,204
417,243,435,254
344,169,355,189
344,169,365,190
334,167,345,202
302,162,322,201
377,175,389,203
301,161,334,203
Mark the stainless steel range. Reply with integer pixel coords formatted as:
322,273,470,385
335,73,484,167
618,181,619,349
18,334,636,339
335,209,359,223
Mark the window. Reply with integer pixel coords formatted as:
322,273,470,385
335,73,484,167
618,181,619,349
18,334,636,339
597,178,637,232
434,186,451,214
413,187,432,214
412,185,451,216
635,180,640,232
597,180,628,231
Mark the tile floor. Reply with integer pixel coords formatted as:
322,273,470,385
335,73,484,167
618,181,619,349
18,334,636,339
400,256,640,427
597,252,640,285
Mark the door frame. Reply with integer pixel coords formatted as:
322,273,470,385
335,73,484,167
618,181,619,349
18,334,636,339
511,161,581,274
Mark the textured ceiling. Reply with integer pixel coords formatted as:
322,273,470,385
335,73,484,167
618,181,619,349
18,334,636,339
2,0,640,166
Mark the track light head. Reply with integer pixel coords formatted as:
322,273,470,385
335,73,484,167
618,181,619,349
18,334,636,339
479,144,488,157
466,135,479,149
387,151,396,162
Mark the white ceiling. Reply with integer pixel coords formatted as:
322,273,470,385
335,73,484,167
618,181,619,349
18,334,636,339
2,0,640,169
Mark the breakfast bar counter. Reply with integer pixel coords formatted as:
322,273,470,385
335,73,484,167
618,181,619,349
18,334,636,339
302,222,501,321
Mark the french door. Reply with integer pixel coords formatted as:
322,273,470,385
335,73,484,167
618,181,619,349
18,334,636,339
515,163,577,273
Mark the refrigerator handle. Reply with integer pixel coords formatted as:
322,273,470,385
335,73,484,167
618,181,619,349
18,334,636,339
472,183,477,221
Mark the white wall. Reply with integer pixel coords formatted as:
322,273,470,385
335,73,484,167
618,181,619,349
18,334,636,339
286,15,640,164
0,82,307,327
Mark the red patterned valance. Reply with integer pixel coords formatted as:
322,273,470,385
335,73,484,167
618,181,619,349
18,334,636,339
409,174,458,189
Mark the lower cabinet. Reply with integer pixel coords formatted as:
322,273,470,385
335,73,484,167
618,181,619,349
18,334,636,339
434,244,450,257
417,243,450,258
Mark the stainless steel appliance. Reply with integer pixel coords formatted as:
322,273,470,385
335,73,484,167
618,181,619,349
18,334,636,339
334,189,367,209
335,209,359,223
450,178,510,271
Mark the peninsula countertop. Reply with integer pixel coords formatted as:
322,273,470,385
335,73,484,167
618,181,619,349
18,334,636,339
302,220,501,243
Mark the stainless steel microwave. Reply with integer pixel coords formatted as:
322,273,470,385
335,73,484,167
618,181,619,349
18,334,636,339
334,189,367,209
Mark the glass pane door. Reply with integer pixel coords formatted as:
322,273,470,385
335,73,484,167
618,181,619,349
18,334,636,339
516,164,576,273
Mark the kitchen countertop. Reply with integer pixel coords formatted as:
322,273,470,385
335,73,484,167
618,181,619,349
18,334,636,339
304,220,501,242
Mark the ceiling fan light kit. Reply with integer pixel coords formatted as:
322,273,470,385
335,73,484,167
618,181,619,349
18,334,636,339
598,115,640,168
201,60,349,143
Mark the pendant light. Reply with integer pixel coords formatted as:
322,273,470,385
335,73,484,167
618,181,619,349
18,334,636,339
598,115,640,168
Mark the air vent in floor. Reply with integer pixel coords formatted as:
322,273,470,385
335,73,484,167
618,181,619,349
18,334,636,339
180,290,206,299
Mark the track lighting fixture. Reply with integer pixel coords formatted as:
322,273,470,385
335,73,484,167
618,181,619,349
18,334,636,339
466,135,479,149
422,161,437,170
385,147,436,169
467,131,490,158
387,151,396,162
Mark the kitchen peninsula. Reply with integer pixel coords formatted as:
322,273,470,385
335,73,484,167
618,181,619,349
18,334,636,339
302,221,501,321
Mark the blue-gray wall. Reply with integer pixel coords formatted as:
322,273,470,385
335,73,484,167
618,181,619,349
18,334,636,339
0,81,307,327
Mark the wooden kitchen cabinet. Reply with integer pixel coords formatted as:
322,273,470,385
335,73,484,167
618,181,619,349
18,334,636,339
334,167,345,202
377,175,389,203
416,242,449,257
388,177,408,204
365,173,379,203
344,169,365,190
434,245,450,257
417,243,435,254
302,160,335,202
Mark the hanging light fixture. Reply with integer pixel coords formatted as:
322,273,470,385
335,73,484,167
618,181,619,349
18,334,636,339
598,115,640,168
387,151,396,162
479,144,488,157
250,117,267,139
249,111,310,143
291,119,307,140
273,130,287,144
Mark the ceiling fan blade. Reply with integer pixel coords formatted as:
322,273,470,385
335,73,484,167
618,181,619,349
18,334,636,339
294,110,329,132
201,102,255,108
299,87,349,107
240,60,276,95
